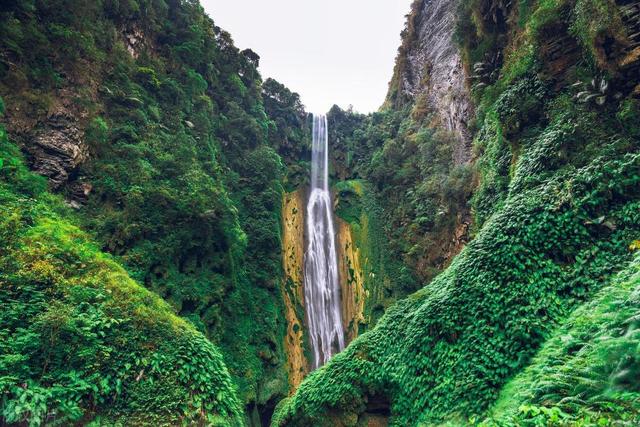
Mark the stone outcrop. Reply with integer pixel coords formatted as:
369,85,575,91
123,25,146,59
3,79,93,192
280,190,309,391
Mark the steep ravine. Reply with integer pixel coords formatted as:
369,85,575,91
279,184,388,391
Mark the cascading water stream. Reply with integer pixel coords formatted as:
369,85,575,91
304,114,345,369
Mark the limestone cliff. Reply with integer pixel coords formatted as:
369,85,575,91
326,0,475,288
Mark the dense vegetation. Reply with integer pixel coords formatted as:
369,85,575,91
0,105,242,425
2,0,639,425
328,103,473,285
274,0,640,425
482,254,640,426
0,0,308,423
332,178,419,326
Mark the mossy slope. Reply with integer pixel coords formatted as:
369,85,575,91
0,118,242,425
0,1,310,419
482,254,640,426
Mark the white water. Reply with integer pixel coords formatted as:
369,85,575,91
304,114,345,369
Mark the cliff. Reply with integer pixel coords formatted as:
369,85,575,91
0,115,243,425
387,0,474,164
280,189,310,391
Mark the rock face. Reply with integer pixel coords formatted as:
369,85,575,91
26,113,87,189
3,82,91,191
336,218,366,343
389,0,473,164
280,190,310,391
123,25,146,59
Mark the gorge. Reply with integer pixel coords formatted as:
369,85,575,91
1,0,640,426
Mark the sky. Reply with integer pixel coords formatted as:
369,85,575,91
201,0,413,114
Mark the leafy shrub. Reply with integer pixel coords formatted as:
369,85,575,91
482,255,640,426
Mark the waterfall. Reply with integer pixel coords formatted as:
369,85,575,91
304,114,345,369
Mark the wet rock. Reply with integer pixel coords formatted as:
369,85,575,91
280,189,310,391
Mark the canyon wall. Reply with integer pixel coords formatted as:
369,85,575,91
336,218,366,343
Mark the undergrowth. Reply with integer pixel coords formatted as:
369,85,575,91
482,255,640,426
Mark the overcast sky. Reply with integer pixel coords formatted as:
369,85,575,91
201,0,413,114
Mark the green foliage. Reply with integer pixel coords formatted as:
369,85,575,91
275,107,640,425
482,255,640,426
471,73,550,228
334,180,417,325
0,122,242,425
0,126,47,197
494,74,548,137
328,105,473,284
617,99,640,138
572,0,626,65
262,78,311,189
